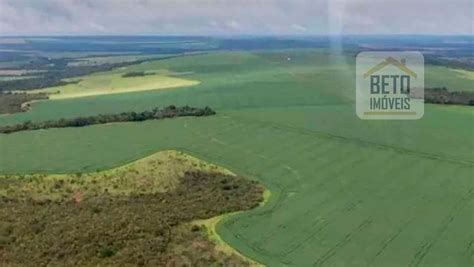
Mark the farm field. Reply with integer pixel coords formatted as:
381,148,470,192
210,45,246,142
425,67,474,91
25,70,199,100
1,108,472,266
0,50,473,266
0,50,472,126
66,54,174,67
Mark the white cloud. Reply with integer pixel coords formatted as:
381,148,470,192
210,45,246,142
225,20,242,31
291,24,307,32
89,22,106,32
0,0,471,35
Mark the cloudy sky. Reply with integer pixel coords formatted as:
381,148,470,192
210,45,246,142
0,0,472,36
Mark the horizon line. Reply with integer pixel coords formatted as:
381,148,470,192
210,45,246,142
1,33,473,38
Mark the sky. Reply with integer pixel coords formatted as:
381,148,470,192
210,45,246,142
0,0,472,36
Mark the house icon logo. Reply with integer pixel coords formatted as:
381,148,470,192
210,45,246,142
356,52,424,120
363,57,417,79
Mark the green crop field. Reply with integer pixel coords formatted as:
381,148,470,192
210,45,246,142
1,50,473,266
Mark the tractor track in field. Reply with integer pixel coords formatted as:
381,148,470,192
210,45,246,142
464,237,474,258
182,115,473,266
229,115,474,167
313,218,374,267
366,175,462,266
275,155,421,261
408,188,474,267
184,116,361,262
185,119,299,261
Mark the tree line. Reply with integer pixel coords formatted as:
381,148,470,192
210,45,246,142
122,71,155,78
0,105,216,134
423,88,474,106
0,61,146,92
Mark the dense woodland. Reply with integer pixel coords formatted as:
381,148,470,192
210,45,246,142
0,105,216,134
0,92,49,114
423,88,474,105
1,171,263,266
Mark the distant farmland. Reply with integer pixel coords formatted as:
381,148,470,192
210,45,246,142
25,70,199,100
0,50,473,266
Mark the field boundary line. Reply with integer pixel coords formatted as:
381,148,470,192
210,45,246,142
230,115,474,167
181,122,301,263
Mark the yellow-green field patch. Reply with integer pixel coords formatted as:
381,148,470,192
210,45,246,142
192,189,270,267
27,71,199,100
451,68,474,80
0,150,232,201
